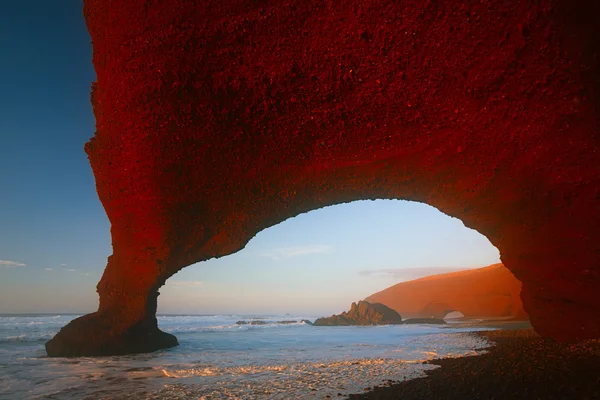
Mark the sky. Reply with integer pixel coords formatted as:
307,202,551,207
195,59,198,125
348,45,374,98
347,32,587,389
0,2,500,316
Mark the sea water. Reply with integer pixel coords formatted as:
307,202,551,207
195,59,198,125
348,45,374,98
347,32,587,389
0,314,491,399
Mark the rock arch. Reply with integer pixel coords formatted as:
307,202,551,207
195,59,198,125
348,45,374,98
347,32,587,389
443,311,465,320
365,263,529,320
46,0,599,356
422,303,456,319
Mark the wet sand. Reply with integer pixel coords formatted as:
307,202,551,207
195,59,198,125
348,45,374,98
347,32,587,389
445,318,532,331
347,328,600,399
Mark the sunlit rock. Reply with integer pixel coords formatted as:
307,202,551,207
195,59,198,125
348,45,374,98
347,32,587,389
366,264,528,320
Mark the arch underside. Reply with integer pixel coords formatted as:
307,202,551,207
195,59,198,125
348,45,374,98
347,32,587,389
46,0,600,356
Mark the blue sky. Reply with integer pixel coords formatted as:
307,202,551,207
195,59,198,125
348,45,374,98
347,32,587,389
0,2,500,315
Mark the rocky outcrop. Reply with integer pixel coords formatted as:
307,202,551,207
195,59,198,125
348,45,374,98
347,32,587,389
236,320,267,325
45,313,178,357
47,0,600,355
314,301,403,326
366,264,528,320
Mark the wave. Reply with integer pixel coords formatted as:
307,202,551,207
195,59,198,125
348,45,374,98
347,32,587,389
0,334,52,343
160,363,290,378
157,314,238,319
164,324,243,333
163,320,312,334
0,314,67,319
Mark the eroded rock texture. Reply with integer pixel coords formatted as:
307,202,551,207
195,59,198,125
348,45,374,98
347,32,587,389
47,0,600,356
366,264,528,320
314,301,403,326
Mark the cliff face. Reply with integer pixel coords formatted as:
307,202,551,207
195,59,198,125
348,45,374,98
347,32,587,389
46,0,600,356
366,264,528,320
314,301,403,326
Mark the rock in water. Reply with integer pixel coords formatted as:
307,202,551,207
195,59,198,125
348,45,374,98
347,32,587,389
45,312,178,357
236,320,267,325
313,301,403,326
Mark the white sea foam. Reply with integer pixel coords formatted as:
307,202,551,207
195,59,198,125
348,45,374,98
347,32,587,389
0,314,492,400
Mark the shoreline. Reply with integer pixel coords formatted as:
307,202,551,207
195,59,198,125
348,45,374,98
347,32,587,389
347,328,600,399
445,318,532,330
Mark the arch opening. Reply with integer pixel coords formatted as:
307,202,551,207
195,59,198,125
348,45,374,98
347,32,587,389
443,311,465,320
155,200,522,327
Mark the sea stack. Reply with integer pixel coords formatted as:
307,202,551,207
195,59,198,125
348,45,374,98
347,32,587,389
314,301,403,326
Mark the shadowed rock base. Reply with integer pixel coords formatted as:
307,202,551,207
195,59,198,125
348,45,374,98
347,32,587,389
45,313,178,357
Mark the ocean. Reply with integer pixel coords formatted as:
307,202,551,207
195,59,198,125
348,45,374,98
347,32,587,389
0,314,492,399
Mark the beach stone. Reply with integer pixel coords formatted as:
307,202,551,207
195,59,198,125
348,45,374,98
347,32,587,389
47,0,600,356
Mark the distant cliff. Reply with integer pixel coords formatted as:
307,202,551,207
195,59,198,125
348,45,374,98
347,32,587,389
314,301,403,326
365,264,528,320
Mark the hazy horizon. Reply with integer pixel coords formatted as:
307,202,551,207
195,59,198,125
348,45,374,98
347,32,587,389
1,198,500,315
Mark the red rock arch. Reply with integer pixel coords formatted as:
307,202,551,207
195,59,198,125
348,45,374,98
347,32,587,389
365,263,529,320
46,0,600,356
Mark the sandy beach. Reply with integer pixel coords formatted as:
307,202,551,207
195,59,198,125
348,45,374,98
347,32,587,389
347,327,600,400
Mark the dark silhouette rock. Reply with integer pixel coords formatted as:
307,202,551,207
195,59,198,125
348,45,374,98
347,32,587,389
235,320,267,325
314,301,403,326
47,0,600,356
45,312,178,357
301,319,313,325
